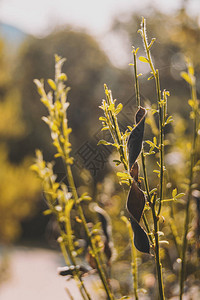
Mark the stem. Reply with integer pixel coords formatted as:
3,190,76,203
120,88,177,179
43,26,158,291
105,89,129,170
65,233,92,300
59,234,90,300
140,18,165,299
152,196,165,300
127,220,139,300
45,186,91,300
179,78,198,299
37,58,113,300
56,80,114,299
156,71,164,217
141,151,151,201
141,152,154,245
65,163,114,300
65,287,75,300
60,240,71,265
133,49,140,108
169,217,181,258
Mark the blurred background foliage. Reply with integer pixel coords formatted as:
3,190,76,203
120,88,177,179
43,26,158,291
0,4,200,297
0,38,40,243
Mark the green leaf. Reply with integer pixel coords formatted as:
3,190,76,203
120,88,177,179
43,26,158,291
172,188,177,198
139,56,149,63
175,193,185,199
181,72,192,85
148,38,156,49
54,153,62,158
117,172,132,185
159,240,169,245
153,170,160,177
115,103,123,115
113,159,121,166
99,116,107,121
117,172,132,180
127,126,133,131
145,140,156,148
188,65,194,76
151,109,158,115
162,198,174,203
108,103,115,111
132,46,139,55
79,194,92,202
97,140,112,146
165,116,173,125
148,149,155,155
48,79,57,90
150,188,157,195
120,180,130,185
188,99,195,108
157,231,164,236
43,209,52,216
121,215,129,225
190,111,195,119
148,75,154,80
112,143,120,150
58,73,67,81
101,126,109,131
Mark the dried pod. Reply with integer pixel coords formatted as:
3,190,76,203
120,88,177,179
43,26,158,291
127,106,147,171
58,265,89,277
126,106,150,253
90,203,114,263
127,178,145,223
130,217,150,253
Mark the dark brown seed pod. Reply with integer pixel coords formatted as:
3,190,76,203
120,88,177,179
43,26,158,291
58,265,89,276
130,217,150,253
90,203,114,263
127,106,146,171
126,106,150,253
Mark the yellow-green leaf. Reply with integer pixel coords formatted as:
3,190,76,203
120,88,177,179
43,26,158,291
175,193,185,199
181,72,192,85
43,209,52,216
99,116,107,121
188,99,195,108
115,103,123,115
58,73,67,81
97,140,112,146
172,188,177,198
139,56,149,63
148,75,154,80
48,79,57,90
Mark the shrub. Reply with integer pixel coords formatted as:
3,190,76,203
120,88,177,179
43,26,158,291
32,18,200,300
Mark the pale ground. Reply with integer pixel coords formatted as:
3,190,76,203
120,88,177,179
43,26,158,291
0,247,199,300
0,247,103,300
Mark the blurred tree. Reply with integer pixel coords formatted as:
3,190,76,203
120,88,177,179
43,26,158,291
9,27,131,242
14,28,129,171
14,11,200,244
0,37,40,243
111,8,200,120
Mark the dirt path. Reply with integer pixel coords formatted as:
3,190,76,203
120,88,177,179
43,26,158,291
0,247,99,300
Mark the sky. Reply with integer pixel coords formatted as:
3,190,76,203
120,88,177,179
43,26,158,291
0,0,198,37
0,0,199,67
